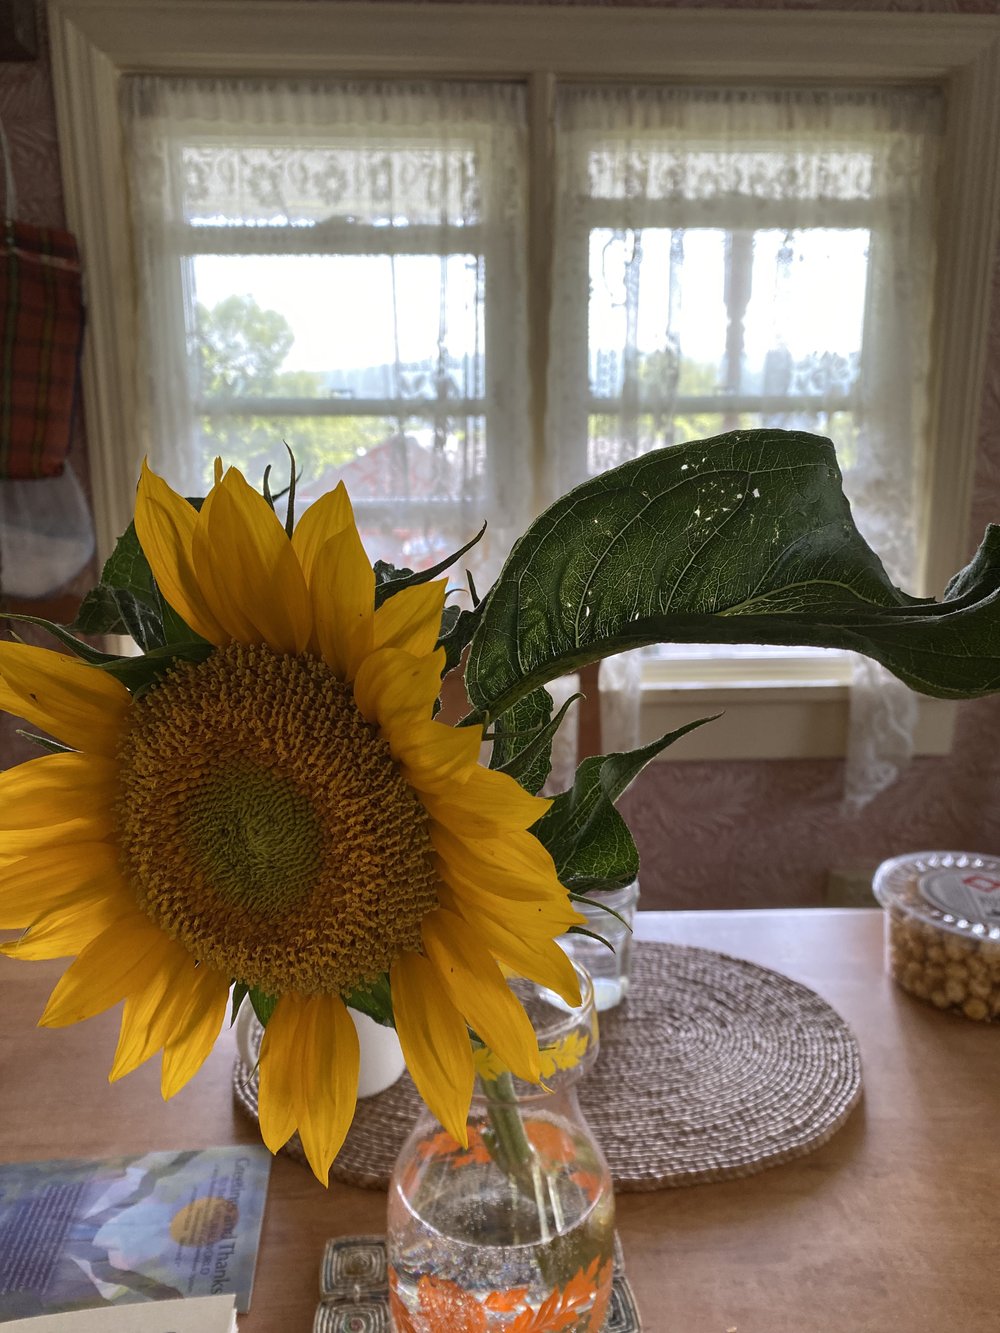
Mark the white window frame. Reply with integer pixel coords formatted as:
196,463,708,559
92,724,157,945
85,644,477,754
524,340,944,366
47,0,1000,761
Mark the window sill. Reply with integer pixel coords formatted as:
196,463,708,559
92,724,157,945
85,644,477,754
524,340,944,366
639,678,958,762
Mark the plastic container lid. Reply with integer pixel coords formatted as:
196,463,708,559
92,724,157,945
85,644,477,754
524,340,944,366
873,850,1000,941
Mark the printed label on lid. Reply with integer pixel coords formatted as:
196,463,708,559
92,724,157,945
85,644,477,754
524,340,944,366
918,868,1000,925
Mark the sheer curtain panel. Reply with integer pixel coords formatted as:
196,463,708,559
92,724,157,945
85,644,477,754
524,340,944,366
547,85,942,801
123,77,531,589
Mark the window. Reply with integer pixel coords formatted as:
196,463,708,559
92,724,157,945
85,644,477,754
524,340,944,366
125,79,531,585
48,3,1000,761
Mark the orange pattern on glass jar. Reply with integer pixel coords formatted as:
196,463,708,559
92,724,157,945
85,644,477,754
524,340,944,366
525,1119,578,1165
415,1126,493,1168
388,1254,613,1333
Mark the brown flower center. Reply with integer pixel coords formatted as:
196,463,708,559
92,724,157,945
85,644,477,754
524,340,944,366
115,642,439,995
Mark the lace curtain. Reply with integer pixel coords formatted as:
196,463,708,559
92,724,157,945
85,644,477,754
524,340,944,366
123,77,531,589
546,85,942,801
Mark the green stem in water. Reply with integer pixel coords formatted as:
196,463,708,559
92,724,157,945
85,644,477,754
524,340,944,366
480,1072,567,1280
480,1072,534,1178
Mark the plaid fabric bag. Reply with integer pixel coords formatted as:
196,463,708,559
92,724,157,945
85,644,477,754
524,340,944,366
0,123,85,479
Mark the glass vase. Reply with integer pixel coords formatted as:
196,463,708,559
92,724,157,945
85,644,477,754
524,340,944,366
386,965,615,1333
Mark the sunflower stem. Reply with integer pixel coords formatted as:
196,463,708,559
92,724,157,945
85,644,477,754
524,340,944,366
479,1073,563,1283
480,1072,534,1177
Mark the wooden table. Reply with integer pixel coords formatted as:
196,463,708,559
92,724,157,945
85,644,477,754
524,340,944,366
2,909,999,1332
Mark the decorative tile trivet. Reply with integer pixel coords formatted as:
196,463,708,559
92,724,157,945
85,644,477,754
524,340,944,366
312,1234,641,1332
235,941,862,1192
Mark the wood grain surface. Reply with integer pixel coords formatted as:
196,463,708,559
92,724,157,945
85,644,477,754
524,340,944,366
2,909,998,1332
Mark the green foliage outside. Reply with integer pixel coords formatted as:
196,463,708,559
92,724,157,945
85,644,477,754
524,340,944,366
589,348,860,462
195,295,390,492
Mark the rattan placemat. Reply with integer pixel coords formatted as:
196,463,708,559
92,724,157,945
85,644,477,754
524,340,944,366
233,941,862,1192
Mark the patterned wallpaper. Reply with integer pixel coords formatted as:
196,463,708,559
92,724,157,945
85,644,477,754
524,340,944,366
1,0,998,908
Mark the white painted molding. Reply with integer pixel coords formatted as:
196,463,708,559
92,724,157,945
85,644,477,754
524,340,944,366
47,0,1000,604
642,684,957,763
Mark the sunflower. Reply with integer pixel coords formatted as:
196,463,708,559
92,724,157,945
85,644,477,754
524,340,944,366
0,462,583,1184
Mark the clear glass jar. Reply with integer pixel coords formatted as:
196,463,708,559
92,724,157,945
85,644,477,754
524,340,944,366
559,879,640,1011
386,965,615,1332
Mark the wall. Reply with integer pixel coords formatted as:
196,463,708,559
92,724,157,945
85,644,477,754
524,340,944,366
0,0,98,766
1,0,998,908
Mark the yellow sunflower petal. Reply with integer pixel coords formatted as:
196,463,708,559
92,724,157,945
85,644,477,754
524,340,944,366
435,872,582,932
0,679,27,724
110,951,181,1080
258,993,359,1185
372,581,447,658
0,816,115,865
160,966,230,1099
391,950,474,1147
0,842,127,927
389,718,483,795
39,914,180,1027
291,481,354,582
423,766,552,837
193,468,311,654
0,886,134,960
353,647,445,732
295,994,360,1186
436,887,582,1008
308,526,375,681
422,908,541,1085
108,944,228,1097
189,484,258,644
135,460,228,645
0,752,117,827
430,825,563,899
0,642,129,756
256,997,300,1156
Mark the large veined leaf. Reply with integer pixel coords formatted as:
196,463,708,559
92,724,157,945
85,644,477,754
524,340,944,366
465,430,1000,720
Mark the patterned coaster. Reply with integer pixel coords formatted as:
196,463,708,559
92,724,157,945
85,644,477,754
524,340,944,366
312,1234,641,1332
234,941,862,1192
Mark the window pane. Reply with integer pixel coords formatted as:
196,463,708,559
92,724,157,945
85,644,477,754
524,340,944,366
743,229,866,402
126,77,530,584
191,253,485,405
587,227,867,412
197,412,488,572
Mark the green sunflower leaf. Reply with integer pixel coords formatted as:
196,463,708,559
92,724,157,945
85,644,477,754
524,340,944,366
491,687,582,795
68,585,133,639
99,640,214,690
76,585,163,651
564,924,617,952
230,982,250,1026
532,716,717,891
2,613,123,665
15,730,74,754
344,973,395,1027
464,429,1000,722
72,517,204,652
248,987,278,1028
373,522,487,609
95,519,157,606
437,600,483,678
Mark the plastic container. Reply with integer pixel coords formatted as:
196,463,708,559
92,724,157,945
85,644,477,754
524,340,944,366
872,851,1000,1022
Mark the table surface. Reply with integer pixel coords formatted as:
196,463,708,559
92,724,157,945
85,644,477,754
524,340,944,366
2,908,999,1333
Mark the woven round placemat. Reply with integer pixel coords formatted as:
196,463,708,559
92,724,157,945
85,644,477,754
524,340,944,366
233,941,862,1192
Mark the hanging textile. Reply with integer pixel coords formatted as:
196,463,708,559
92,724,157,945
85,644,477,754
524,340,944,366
0,120,85,480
